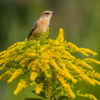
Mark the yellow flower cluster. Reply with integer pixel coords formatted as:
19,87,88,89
0,28,100,100
77,93,97,100
56,74,76,98
35,83,43,94
13,79,30,95
7,68,23,83
85,94,98,100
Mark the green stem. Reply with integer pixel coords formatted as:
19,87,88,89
46,79,51,100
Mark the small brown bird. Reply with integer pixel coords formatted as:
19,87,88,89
27,10,56,40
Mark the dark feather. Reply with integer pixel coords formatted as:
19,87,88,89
28,23,37,39
28,27,36,39
27,18,41,40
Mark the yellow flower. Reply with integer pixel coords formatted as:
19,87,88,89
14,54,25,61
84,58,100,64
80,48,97,56
61,49,76,60
30,72,38,81
67,62,95,85
93,72,100,79
41,63,51,78
14,79,30,95
35,83,43,94
0,50,7,58
7,68,23,83
0,68,16,80
28,59,41,71
66,42,97,56
56,74,76,99
92,79,100,85
76,59,93,70
85,94,98,100
50,59,77,83
77,93,97,100
20,58,31,68
0,28,100,100
55,28,65,44
0,62,15,70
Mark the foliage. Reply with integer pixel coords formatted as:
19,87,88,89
0,28,100,100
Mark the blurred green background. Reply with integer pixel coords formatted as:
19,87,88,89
0,0,100,100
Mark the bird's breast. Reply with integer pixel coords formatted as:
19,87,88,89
37,19,50,33
32,19,50,38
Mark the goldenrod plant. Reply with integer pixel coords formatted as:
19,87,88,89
0,28,100,100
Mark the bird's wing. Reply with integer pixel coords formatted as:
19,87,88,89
28,19,40,39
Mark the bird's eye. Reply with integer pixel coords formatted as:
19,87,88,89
45,13,49,15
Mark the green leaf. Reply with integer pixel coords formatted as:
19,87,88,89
25,98,42,100
35,72,45,84
31,90,46,99
58,96,68,100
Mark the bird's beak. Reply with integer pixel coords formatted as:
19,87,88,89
52,12,56,14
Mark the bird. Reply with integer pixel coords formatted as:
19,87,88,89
27,10,56,40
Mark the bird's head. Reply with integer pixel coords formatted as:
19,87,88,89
41,10,56,20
